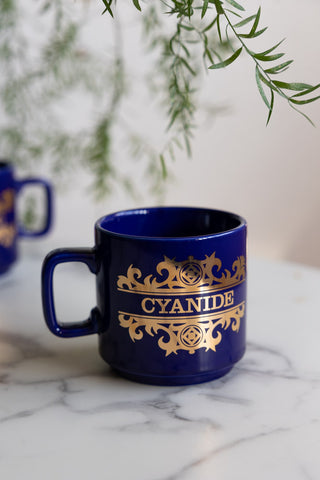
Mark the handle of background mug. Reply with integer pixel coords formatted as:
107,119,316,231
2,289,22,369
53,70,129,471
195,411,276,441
41,247,100,338
15,177,53,237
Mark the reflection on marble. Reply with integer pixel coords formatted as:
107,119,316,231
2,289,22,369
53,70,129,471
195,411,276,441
0,249,320,479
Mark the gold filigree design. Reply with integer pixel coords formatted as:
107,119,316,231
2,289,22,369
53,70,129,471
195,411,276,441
0,221,15,247
118,302,245,356
117,252,245,294
0,189,15,248
0,189,14,216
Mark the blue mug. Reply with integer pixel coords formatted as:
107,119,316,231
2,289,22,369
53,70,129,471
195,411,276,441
0,160,53,274
41,207,247,385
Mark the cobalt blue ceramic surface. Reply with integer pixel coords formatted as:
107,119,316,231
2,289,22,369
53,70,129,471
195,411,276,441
42,207,247,386
0,160,53,274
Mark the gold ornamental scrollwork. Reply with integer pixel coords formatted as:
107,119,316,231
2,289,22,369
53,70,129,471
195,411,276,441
0,222,16,247
0,189,14,216
0,189,15,248
117,252,245,294
119,302,245,356
117,251,246,356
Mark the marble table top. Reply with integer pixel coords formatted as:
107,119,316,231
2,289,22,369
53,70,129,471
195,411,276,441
0,246,319,479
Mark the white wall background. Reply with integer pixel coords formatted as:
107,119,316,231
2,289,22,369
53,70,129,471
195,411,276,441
33,0,320,268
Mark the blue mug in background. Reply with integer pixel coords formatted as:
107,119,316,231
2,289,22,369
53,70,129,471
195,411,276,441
0,160,53,274
42,207,247,386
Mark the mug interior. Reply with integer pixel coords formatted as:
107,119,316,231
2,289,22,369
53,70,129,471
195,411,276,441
98,207,244,238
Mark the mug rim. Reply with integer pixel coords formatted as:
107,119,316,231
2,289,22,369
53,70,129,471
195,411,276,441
95,206,246,241
0,160,12,173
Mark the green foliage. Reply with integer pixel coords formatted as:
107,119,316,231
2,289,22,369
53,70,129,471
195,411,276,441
99,0,319,176
122,0,320,126
0,0,318,200
0,0,128,198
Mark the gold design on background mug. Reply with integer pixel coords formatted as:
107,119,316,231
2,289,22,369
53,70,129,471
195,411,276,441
0,160,53,274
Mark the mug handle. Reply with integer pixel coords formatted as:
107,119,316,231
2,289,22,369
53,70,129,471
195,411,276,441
15,178,53,237
41,248,100,338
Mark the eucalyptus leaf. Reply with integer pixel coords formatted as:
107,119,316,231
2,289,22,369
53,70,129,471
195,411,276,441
255,65,271,109
291,83,320,97
256,71,283,95
289,95,320,105
212,0,224,15
224,0,245,11
256,39,285,57
132,0,141,11
202,16,218,33
264,60,293,74
239,27,268,39
224,8,242,19
247,6,261,38
204,47,214,64
266,90,274,125
272,81,314,91
179,23,194,31
252,52,284,62
160,154,167,179
209,47,242,69
180,57,196,75
101,0,113,17
186,0,193,18
234,15,256,28
216,14,222,42
201,0,209,18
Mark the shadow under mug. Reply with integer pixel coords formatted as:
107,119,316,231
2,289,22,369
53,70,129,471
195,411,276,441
0,160,53,274
42,206,247,386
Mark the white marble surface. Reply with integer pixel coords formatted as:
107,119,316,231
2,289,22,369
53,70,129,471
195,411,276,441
0,244,320,479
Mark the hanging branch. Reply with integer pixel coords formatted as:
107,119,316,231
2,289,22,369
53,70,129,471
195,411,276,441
102,0,320,128
1,0,319,199
207,0,320,124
